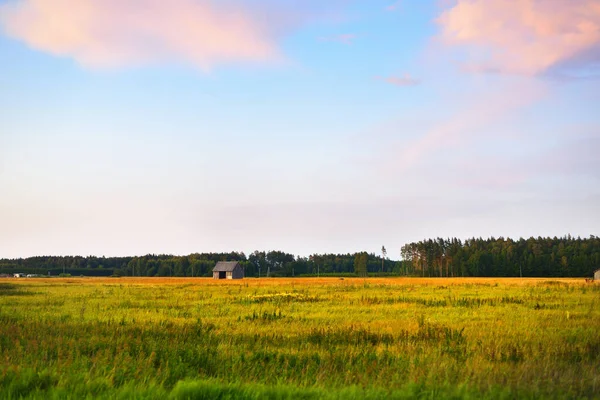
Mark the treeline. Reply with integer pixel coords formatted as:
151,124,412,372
401,235,600,278
0,251,397,277
1,235,598,277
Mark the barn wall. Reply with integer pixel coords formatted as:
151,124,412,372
232,267,244,279
595,270,600,281
213,272,220,280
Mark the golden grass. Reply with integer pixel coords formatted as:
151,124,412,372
1,276,598,398
2,276,589,287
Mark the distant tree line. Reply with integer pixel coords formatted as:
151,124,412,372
401,235,600,278
0,251,397,278
0,235,598,277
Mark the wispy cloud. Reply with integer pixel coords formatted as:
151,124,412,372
386,1,403,12
377,73,421,86
386,81,546,172
456,132,600,190
0,0,313,70
436,0,600,76
318,33,357,45
536,135,600,178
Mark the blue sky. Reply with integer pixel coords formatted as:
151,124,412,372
1,0,599,258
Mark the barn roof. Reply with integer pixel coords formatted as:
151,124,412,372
213,261,240,272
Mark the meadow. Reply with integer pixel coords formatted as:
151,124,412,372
0,277,598,399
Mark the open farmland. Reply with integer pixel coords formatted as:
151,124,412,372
0,277,599,399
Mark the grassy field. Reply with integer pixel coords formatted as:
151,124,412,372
0,277,599,399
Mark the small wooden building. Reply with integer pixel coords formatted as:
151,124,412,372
595,268,600,281
213,261,244,280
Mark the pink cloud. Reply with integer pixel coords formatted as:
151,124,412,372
437,0,600,76
377,73,420,86
0,0,297,70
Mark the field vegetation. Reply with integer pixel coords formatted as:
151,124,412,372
0,277,599,399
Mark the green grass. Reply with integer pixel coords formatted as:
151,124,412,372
0,277,599,399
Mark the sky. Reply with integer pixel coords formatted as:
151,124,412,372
1,0,599,259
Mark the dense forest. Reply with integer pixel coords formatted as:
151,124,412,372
1,236,598,278
400,235,600,278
